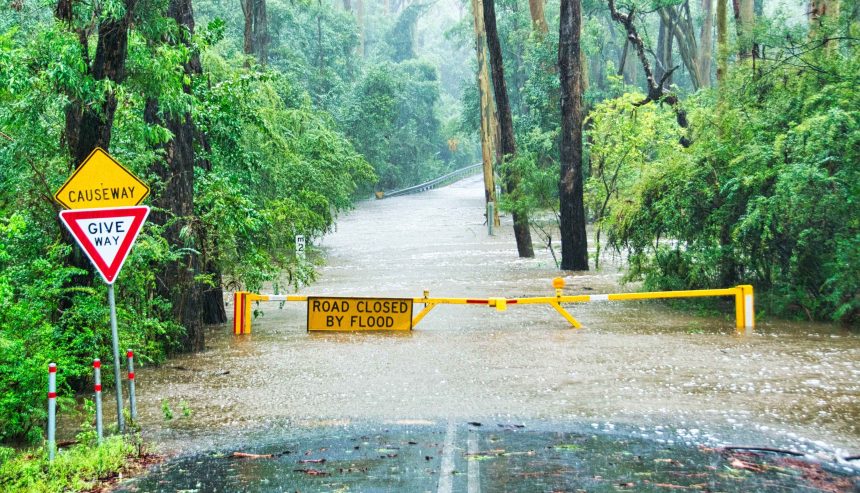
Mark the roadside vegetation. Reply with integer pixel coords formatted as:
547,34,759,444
0,0,471,451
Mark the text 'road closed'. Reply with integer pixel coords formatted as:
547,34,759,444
307,297,413,331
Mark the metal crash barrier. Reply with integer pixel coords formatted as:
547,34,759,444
233,279,755,335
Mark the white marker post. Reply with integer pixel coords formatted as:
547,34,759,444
94,359,103,443
127,350,136,423
296,234,306,261
47,363,57,461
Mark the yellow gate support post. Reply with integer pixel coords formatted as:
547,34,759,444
233,291,246,335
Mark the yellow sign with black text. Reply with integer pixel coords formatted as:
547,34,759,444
307,297,413,331
54,148,150,210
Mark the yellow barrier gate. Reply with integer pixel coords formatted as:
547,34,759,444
233,279,755,336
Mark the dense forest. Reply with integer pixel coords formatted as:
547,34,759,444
0,0,857,447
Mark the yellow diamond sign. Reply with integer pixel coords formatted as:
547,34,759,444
54,148,150,210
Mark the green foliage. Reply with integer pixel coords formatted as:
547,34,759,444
195,56,374,290
339,60,446,189
161,399,173,420
590,43,860,324
584,93,685,266
387,3,428,62
0,436,137,492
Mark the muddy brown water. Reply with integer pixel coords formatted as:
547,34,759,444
121,175,857,468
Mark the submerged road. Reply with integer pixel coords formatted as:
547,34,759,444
119,175,859,491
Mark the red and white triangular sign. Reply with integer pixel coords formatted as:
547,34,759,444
59,206,150,284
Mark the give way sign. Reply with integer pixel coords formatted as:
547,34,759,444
59,206,150,284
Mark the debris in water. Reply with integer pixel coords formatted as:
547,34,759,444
722,446,804,457
231,452,273,459
729,458,766,473
294,468,328,476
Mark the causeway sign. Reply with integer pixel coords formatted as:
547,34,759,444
307,297,413,331
54,148,150,210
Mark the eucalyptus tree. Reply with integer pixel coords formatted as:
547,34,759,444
483,0,535,258
558,0,588,270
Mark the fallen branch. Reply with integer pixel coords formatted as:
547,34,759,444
232,451,273,459
723,446,805,457
607,0,690,145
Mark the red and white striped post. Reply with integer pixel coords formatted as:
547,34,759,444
127,350,136,422
94,359,103,443
47,363,57,461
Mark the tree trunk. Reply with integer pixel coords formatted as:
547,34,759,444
242,0,254,57
356,0,365,56
66,8,132,165
609,0,690,144
558,0,588,270
716,0,727,82
623,39,638,85
528,0,548,35
737,0,755,58
655,14,675,88
698,0,713,87
658,4,702,90
144,0,207,351
471,0,500,227
254,0,268,65
169,0,225,326
241,0,267,64
483,0,534,258
809,0,841,39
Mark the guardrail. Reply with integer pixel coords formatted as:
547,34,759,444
376,163,483,199
232,279,755,335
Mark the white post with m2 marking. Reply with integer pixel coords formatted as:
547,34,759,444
296,235,306,261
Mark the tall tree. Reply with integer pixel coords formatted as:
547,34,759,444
736,0,756,58
699,0,714,85
56,0,135,166
716,0,727,82
529,0,549,34
357,0,366,56
657,0,713,90
471,0,501,227
242,0,268,64
654,14,675,88
558,0,588,270
483,0,534,257
145,0,207,351
609,0,689,144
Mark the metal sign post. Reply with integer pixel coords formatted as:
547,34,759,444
107,284,125,433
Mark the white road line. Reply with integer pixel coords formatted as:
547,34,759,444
437,420,457,493
467,430,481,493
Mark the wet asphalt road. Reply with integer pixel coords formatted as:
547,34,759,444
115,175,859,491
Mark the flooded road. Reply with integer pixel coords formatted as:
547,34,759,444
122,175,859,489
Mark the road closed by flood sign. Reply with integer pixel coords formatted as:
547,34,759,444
307,297,413,331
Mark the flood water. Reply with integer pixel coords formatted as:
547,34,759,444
118,175,858,490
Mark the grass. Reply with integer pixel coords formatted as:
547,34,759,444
0,435,144,492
